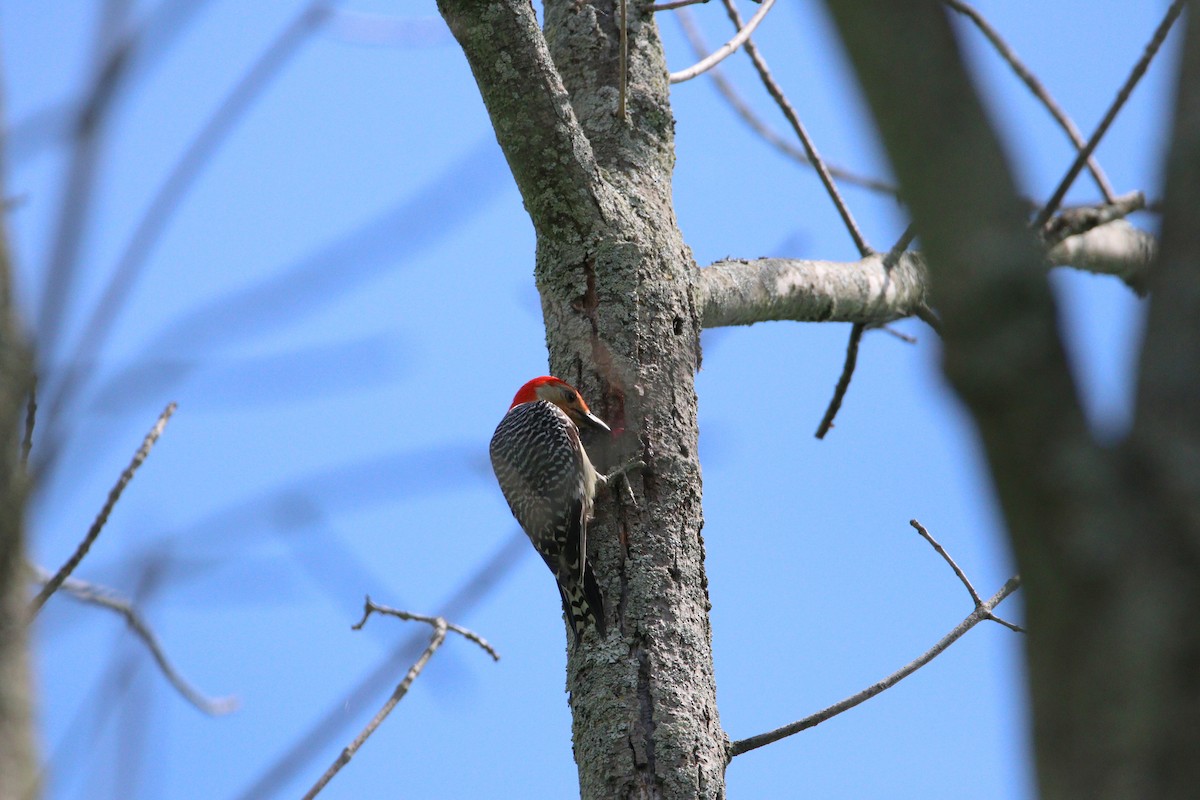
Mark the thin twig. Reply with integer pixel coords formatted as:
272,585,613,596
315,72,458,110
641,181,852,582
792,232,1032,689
232,533,525,800
674,9,899,196
814,225,914,439
648,0,709,11
869,324,917,345
909,519,981,605
728,576,1022,758
721,0,871,257
944,0,1115,203
301,598,497,800
32,566,238,715
909,519,1025,632
1033,0,1185,230
669,0,776,84
814,324,863,439
29,402,177,615
352,597,500,661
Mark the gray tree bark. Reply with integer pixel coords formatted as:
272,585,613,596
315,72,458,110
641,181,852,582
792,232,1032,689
824,2,1200,799
437,1,725,797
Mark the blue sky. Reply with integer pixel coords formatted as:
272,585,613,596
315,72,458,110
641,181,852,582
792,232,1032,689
3,1,1171,797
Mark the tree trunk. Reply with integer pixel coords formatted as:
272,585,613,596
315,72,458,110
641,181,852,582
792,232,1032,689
438,0,726,797
0,105,37,799
824,2,1200,798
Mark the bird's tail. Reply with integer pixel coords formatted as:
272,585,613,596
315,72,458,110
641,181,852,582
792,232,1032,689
560,564,607,648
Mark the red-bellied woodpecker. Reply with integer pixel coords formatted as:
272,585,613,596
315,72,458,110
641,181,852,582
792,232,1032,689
490,376,610,646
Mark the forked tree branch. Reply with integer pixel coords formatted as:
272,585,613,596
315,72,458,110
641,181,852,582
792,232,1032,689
728,576,1020,758
301,598,497,800
909,520,1024,632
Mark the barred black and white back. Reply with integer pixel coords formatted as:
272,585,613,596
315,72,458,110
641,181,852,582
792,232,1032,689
490,399,606,645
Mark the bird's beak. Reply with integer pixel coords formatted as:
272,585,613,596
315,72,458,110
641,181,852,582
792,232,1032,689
580,410,611,433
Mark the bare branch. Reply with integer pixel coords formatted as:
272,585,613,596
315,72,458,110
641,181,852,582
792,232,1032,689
34,567,238,715
699,213,1154,329
1043,191,1146,247
232,533,526,800
301,598,497,800
721,0,871,256
1048,220,1157,295
29,403,176,615
699,252,927,328
908,518,1025,632
908,519,981,604
674,9,899,196
813,324,863,439
352,597,500,661
1034,0,1185,229
729,576,1022,758
944,0,1116,203
668,0,776,84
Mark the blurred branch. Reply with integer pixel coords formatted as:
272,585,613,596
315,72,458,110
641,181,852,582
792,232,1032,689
37,2,334,476
38,0,134,360
944,0,1116,203
1034,0,1185,229
728,575,1021,758
31,566,237,716
230,532,526,800
668,0,775,84
300,598,497,800
29,403,176,616
674,9,898,196
722,0,871,256
9,0,220,165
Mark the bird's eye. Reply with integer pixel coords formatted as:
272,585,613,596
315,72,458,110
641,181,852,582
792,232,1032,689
563,389,578,404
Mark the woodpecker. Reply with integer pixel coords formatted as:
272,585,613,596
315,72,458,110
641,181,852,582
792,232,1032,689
490,376,611,646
